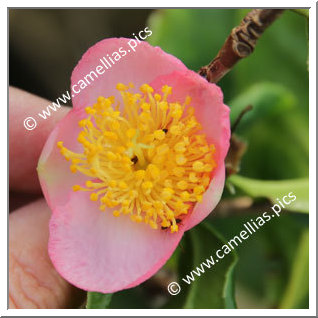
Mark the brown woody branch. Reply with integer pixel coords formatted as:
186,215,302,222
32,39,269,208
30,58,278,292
199,9,285,83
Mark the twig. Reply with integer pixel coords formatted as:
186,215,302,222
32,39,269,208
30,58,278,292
199,9,285,83
231,104,253,133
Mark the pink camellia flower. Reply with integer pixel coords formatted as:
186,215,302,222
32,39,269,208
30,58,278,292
37,38,230,293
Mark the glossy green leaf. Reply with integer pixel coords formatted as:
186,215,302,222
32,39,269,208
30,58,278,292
212,212,308,308
86,292,112,309
229,174,309,213
228,82,309,180
280,229,309,308
165,223,238,308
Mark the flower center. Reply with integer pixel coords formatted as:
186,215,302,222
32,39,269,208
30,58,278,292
57,83,216,233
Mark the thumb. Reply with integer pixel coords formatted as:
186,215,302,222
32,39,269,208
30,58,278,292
9,199,85,308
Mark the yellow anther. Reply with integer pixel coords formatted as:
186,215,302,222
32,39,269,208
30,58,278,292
194,185,205,195
159,101,168,111
183,136,190,145
135,215,143,223
122,156,132,164
164,179,173,188
85,107,96,115
103,131,118,140
193,161,205,172
174,142,186,153
111,120,120,130
157,144,169,155
116,146,126,154
122,206,130,214
72,158,81,164
106,151,117,161
181,191,190,201
112,111,121,118
97,96,105,103
154,201,163,210
135,170,146,180
161,220,170,227
152,155,164,165
116,83,128,91
142,201,152,210
171,109,183,119
86,180,93,187
147,164,160,179
142,181,153,191
175,200,184,210
166,209,175,219
140,84,154,94
177,180,188,190
154,94,161,101
154,129,165,140
162,85,172,95
99,205,106,211
141,103,150,111
162,188,174,200
173,167,185,177
90,193,99,201
119,181,128,189
70,165,77,173
189,172,198,183
129,190,138,199
113,210,121,217
149,220,158,229
101,98,112,108
171,224,179,233
57,141,64,148
106,191,113,199
176,155,187,165
72,185,81,192
109,180,117,188
170,125,181,135
204,164,214,172
126,128,136,138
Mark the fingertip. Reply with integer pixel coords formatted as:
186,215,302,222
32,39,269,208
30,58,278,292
9,87,70,193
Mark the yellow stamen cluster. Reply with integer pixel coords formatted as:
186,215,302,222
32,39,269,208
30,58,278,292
57,83,216,233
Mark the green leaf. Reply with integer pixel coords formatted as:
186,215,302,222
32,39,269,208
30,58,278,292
280,229,309,308
165,223,238,308
86,292,112,309
212,212,308,308
228,82,309,180
229,174,309,213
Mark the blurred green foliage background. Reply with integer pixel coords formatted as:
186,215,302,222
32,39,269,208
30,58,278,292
10,8,309,309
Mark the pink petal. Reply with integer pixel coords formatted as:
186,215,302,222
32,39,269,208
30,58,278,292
150,70,231,230
71,38,187,109
48,191,184,293
37,108,87,210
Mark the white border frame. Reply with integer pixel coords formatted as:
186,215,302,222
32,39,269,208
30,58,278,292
3,1,316,316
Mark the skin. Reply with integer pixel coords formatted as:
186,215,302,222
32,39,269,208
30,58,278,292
9,87,85,308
